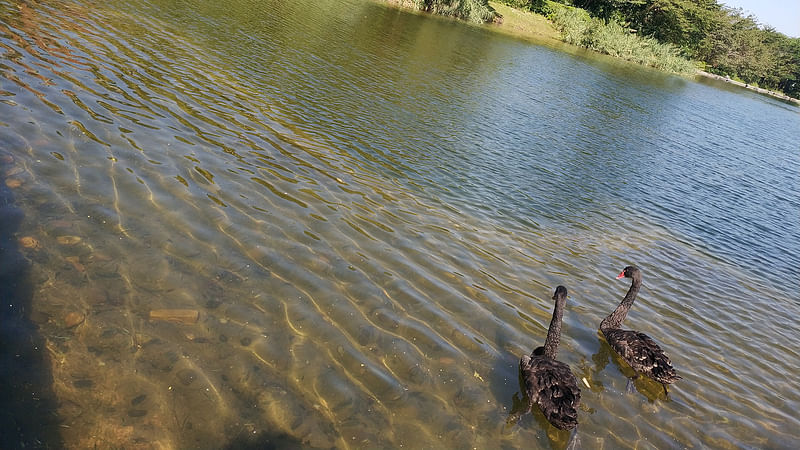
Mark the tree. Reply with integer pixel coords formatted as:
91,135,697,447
633,0,719,55
702,9,771,84
552,0,800,97
770,33,800,97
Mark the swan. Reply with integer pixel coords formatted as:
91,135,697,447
520,286,581,430
600,266,680,395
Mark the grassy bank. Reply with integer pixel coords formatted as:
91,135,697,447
382,1,697,74
381,1,797,99
488,2,560,42
541,2,695,74
489,1,695,74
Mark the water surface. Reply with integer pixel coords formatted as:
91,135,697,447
1,0,799,448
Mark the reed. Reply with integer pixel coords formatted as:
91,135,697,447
415,0,498,23
544,2,696,74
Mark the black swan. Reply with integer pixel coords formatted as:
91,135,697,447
600,266,680,395
520,286,581,430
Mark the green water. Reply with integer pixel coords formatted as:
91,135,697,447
1,0,799,448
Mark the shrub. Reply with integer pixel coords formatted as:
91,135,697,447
495,0,546,12
421,0,497,23
544,2,695,74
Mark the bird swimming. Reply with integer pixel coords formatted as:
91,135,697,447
600,265,680,395
520,285,581,430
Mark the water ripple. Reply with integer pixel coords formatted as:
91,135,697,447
2,0,799,448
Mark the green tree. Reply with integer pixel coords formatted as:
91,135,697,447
702,9,768,83
569,0,639,24
766,32,800,96
570,0,719,55
633,0,719,54
526,0,800,97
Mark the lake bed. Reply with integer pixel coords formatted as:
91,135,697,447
1,0,799,448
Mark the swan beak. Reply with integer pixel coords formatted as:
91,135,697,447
615,270,625,279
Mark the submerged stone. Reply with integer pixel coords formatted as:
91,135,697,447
73,379,94,388
18,236,41,249
57,236,82,245
127,409,147,418
64,311,85,328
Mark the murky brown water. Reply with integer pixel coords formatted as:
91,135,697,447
1,0,799,448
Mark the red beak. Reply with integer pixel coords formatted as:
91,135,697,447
616,270,625,279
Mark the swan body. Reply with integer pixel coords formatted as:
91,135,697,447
520,286,581,430
601,266,680,392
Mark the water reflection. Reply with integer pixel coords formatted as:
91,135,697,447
2,0,800,448
504,363,578,449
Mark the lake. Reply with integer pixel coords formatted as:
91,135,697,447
1,0,799,448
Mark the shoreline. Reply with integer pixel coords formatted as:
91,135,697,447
378,1,799,106
695,71,800,105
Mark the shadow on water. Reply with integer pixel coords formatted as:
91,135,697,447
0,152,63,448
496,303,577,450
591,335,666,403
222,430,305,450
503,363,575,450
499,328,669,449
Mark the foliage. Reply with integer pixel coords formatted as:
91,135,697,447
775,37,800,97
418,0,498,23
545,2,695,73
563,0,800,97
402,0,800,97
494,0,546,12
697,7,800,96
570,0,718,52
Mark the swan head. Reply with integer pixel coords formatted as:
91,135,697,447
552,285,568,301
616,265,641,281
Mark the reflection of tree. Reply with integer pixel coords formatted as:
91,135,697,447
571,0,800,97
3,0,89,63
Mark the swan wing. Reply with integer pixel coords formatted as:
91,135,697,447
604,328,680,384
520,356,581,430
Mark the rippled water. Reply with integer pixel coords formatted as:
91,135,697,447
2,0,799,448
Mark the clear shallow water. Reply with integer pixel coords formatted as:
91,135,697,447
1,0,799,448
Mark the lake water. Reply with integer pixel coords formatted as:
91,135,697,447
2,0,799,448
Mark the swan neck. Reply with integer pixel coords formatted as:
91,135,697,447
542,295,565,359
601,277,641,330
